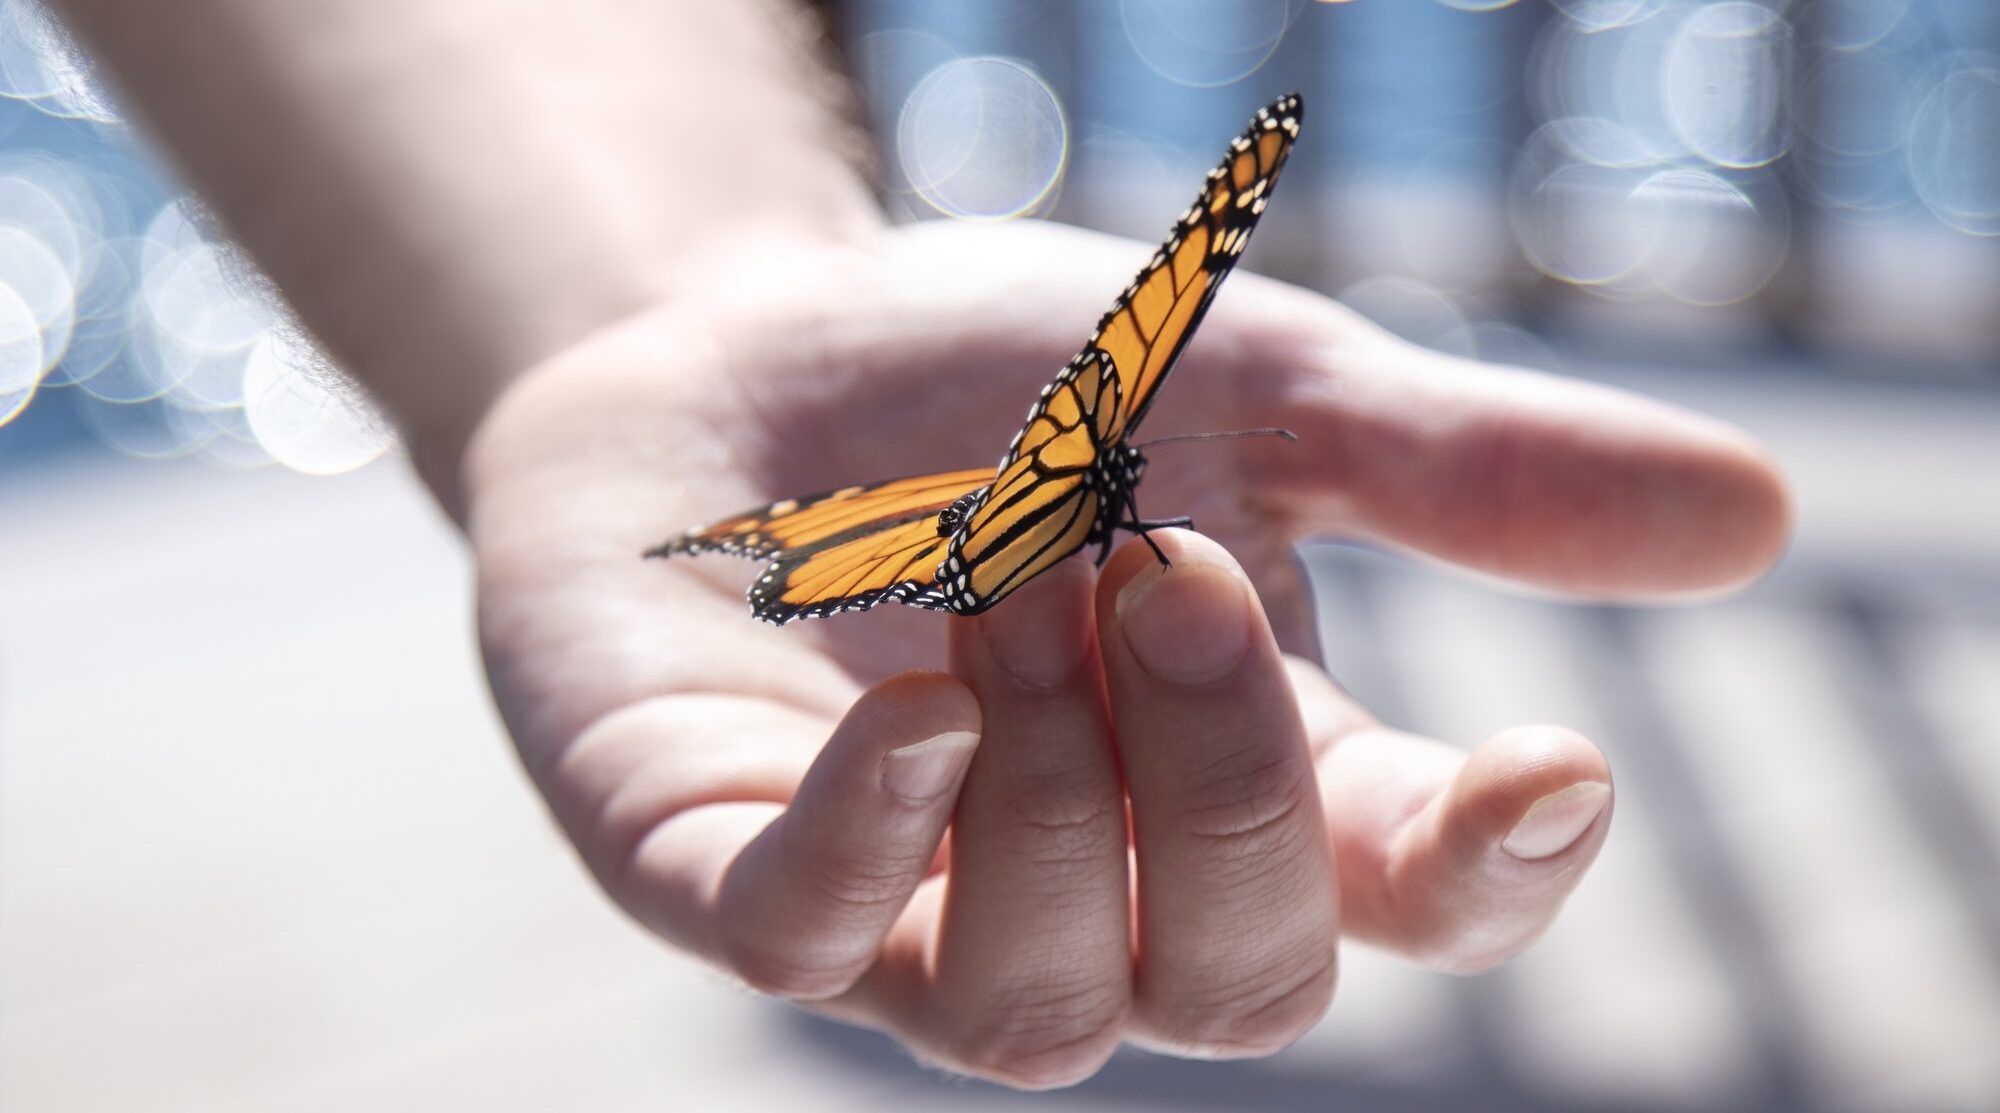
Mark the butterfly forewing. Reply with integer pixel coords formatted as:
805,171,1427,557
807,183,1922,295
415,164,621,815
1091,94,1300,439
938,93,1302,615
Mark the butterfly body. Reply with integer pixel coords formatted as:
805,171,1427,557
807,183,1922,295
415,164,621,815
649,93,1303,625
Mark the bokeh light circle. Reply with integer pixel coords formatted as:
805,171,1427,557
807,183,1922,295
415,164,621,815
1629,168,1788,305
0,0,119,123
143,241,276,354
1547,0,1673,33
192,402,270,469
1337,277,1476,357
897,57,1067,222
1797,50,1907,158
0,278,43,424
0,160,93,280
243,329,393,475
1509,123,1663,287
41,235,132,387
1906,60,2000,236
1663,3,1793,169
74,393,200,460
1805,0,1911,53
0,224,76,373
76,293,182,403
1119,0,1297,89
1529,9,1691,168
1467,319,1563,370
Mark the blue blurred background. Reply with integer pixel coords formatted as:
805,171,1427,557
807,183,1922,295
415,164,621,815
3,0,1998,468
3,2,1998,1111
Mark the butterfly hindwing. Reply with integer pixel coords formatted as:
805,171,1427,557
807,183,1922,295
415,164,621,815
648,468,995,561
648,468,989,624
934,349,1120,614
748,514,959,624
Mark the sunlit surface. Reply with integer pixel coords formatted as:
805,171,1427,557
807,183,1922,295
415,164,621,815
897,56,1067,221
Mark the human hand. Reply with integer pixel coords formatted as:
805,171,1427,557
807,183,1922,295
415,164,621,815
461,218,1788,1087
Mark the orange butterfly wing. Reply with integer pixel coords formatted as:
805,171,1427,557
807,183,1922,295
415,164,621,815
649,469,994,561
1090,93,1301,438
934,350,1118,613
935,93,1303,615
747,514,956,624
647,469,990,624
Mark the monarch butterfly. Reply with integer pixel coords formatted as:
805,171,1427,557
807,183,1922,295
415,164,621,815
648,93,1303,624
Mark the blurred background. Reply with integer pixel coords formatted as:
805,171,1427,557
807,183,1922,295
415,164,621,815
3,0,1997,1110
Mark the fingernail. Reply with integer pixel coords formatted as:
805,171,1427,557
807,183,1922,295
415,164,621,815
1114,560,1252,685
1502,781,1611,861
881,731,980,803
977,558,1094,688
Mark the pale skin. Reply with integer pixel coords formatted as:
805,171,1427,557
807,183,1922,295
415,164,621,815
54,0,1790,1089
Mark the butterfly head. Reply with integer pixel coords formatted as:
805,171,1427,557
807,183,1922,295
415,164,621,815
936,488,987,538
1121,444,1147,488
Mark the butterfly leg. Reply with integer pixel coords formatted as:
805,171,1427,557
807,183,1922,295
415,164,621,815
1129,517,1194,566
1118,487,1190,567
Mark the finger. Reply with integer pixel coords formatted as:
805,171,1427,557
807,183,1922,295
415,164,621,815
1096,530,1337,1058
1291,664,1614,972
1219,282,1791,597
925,558,1132,1089
617,672,980,999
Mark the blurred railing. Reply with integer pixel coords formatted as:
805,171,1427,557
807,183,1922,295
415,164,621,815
853,0,2000,377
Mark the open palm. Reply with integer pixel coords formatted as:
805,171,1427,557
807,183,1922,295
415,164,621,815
460,217,1788,1087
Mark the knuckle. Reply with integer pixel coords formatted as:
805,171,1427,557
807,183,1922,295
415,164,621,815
949,982,1129,1089
1177,750,1316,864
1143,948,1337,1058
998,775,1126,871
723,931,867,1001
791,840,924,924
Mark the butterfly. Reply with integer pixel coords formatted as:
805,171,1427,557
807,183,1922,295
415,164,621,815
647,92,1303,624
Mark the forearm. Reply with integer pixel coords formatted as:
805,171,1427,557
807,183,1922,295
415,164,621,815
50,0,880,506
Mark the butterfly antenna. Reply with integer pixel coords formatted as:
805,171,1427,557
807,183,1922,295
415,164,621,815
1133,427,1298,451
